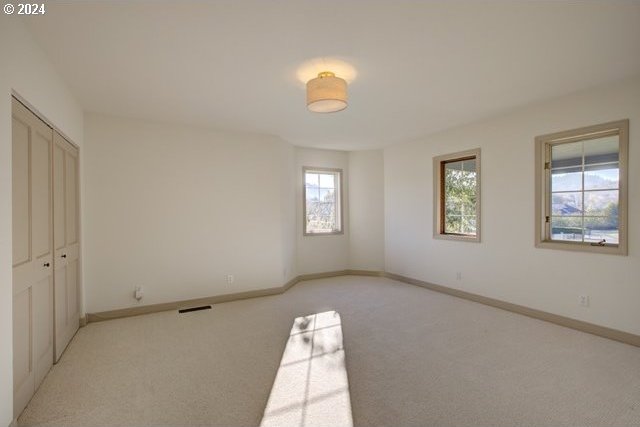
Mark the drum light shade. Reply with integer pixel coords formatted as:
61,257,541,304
306,71,348,113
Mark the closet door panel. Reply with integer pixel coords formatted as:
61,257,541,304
53,137,67,360
12,287,33,412
53,132,80,362
12,98,54,418
33,275,53,388
66,260,78,323
11,100,33,418
53,266,67,357
12,115,30,266
53,144,65,251
65,150,78,246
31,129,52,259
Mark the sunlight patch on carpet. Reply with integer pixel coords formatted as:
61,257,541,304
260,311,353,427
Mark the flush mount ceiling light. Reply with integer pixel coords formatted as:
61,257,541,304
306,71,348,113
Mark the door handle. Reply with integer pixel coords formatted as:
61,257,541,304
61,254,67,258
43,262,50,267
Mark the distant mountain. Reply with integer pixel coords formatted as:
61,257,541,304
552,190,617,215
552,171,617,191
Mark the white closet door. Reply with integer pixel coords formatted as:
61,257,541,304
12,98,54,417
53,131,80,362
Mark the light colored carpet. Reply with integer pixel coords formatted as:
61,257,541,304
18,276,640,426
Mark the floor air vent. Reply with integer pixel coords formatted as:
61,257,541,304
178,305,212,314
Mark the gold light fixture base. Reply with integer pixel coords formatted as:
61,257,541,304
317,71,335,78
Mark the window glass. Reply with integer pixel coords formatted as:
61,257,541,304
304,169,342,234
549,134,620,245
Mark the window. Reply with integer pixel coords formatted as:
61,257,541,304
433,149,481,242
303,167,343,235
535,120,628,255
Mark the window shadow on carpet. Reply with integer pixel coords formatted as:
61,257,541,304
260,311,353,427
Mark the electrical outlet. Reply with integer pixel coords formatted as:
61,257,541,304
134,286,143,301
579,295,590,307
456,272,462,281
226,274,234,285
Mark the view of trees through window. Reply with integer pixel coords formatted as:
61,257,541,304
550,135,620,244
304,170,340,234
443,158,477,236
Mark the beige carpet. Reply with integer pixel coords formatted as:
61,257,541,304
18,276,640,426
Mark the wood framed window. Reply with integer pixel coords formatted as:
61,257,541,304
433,148,481,242
535,120,628,255
303,167,343,235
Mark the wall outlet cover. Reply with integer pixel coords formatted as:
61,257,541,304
579,295,590,307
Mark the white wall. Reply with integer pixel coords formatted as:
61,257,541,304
83,113,297,313
348,150,385,271
295,147,350,274
83,117,386,309
385,75,640,335
279,142,298,283
0,15,84,426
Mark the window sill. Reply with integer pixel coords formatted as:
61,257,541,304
433,233,480,243
535,240,627,256
303,230,344,237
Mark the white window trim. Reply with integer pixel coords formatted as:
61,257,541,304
433,148,481,243
534,119,629,256
302,167,344,236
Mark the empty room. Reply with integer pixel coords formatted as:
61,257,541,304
1,1,640,426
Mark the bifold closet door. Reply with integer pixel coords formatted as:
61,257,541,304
12,98,54,417
53,131,80,362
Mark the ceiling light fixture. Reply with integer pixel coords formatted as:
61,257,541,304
306,71,348,113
